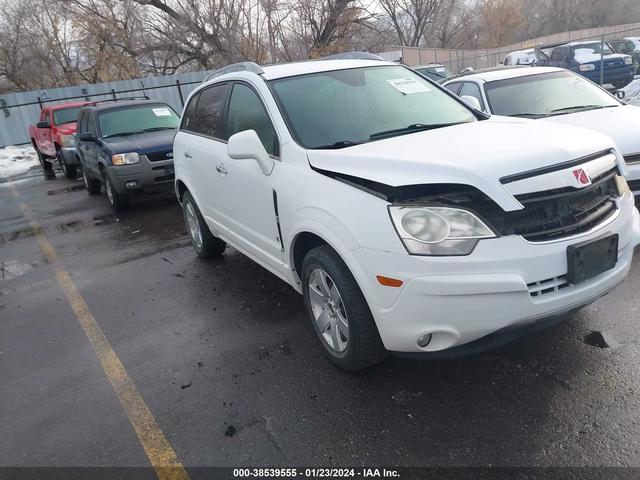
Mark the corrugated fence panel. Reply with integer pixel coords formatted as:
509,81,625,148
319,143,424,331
0,69,216,148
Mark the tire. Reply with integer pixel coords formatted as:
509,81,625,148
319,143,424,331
103,171,129,212
82,165,101,195
57,149,76,179
33,142,52,172
301,245,387,371
182,191,226,258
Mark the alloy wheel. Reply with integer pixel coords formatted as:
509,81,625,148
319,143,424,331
185,201,203,250
308,268,349,353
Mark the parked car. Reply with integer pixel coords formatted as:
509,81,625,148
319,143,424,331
609,37,640,74
542,41,634,89
503,48,537,66
173,57,640,371
76,99,180,211
443,66,640,194
29,101,91,178
413,63,454,83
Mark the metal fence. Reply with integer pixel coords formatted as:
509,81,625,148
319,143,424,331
0,69,217,148
382,22,640,88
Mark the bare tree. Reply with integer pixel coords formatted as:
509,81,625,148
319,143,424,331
379,0,441,46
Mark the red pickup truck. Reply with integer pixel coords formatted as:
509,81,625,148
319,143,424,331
29,101,91,178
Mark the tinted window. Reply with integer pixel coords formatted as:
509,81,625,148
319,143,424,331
227,84,278,156
445,82,462,94
271,66,475,149
181,95,200,132
484,70,619,117
98,104,179,138
459,82,485,110
54,107,82,125
192,84,228,138
550,47,567,61
86,113,96,133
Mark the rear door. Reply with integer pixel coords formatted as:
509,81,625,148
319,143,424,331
78,111,99,176
176,82,231,231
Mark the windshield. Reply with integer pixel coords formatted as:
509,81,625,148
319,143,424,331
53,107,82,125
484,71,619,117
415,65,453,81
270,65,475,149
572,43,614,60
99,104,180,138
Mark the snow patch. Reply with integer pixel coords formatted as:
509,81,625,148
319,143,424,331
0,145,39,179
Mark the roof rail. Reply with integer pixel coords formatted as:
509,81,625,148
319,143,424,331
321,52,384,61
90,96,150,105
205,62,265,82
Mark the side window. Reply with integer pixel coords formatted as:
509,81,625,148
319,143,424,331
445,82,462,95
193,83,228,139
44,111,50,123
86,113,96,134
459,82,485,111
551,47,565,61
180,93,200,132
226,83,279,157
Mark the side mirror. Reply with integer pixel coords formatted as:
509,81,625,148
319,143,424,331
227,130,274,176
79,132,97,142
36,120,50,129
460,95,482,111
616,90,626,100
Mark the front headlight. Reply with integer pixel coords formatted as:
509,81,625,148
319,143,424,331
579,64,596,71
60,134,75,147
625,57,633,65
111,152,140,165
389,206,496,256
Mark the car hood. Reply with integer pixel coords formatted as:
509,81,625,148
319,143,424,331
305,116,617,211
103,129,176,155
540,105,640,156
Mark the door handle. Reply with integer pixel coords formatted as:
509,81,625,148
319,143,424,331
216,164,228,175
184,152,192,159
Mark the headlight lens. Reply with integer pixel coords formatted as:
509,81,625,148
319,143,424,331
111,152,140,165
579,64,596,71
389,206,496,256
625,57,633,65
60,134,75,147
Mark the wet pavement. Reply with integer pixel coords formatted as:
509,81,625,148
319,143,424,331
2,163,640,470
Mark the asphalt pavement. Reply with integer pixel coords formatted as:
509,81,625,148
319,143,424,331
2,163,640,475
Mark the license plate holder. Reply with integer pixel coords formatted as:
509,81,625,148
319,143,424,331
566,234,618,285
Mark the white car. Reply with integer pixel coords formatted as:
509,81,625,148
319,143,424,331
173,58,640,371
503,48,538,66
444,66,640,195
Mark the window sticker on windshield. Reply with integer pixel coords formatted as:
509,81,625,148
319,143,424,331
386,78,431,95
152,108,172,117
435,67,446,72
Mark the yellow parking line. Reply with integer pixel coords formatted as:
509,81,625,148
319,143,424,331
9,183,189,480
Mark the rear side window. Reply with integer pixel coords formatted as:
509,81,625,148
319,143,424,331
188,84,229,139
180,95,199,132
445,83,462,95
226,83,278,156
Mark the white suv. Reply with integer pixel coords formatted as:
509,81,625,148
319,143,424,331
173,58,640,371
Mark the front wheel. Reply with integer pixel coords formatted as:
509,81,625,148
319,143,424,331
302,245,387,371
103,172,129,212
182,191,226,258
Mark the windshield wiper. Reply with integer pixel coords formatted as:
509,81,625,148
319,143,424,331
103,131,144,138
369,123,458,140
510,112,550,118
313,140,361,150
141,127,175,132
550,105,610,114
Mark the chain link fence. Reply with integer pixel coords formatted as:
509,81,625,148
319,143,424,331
0,70,217,149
